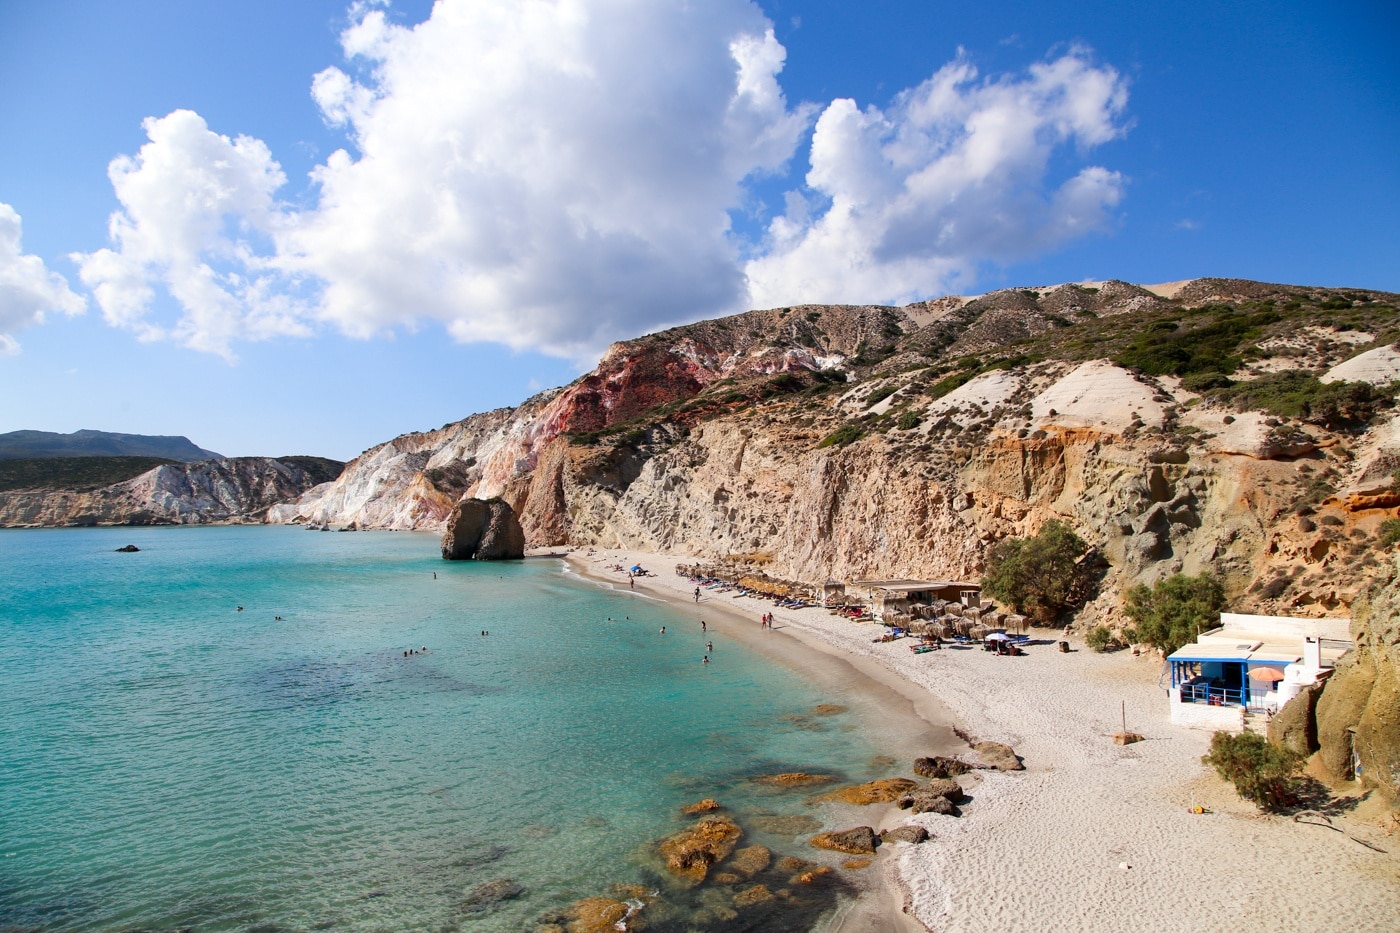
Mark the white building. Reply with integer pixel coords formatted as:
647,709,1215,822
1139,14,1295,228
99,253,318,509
1165,613,1352,730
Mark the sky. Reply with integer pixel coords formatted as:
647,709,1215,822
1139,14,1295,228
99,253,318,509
1,0,1396,461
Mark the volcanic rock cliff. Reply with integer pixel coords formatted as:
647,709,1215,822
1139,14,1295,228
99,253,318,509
0,456,343,527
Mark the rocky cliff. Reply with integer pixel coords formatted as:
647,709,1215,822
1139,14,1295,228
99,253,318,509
1316,554,1400,800
271,278,1400,626
0,456,343,527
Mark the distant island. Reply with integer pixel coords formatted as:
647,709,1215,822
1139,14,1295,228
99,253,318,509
0,429,224,462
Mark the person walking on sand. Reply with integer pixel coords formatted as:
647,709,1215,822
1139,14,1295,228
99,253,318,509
629,574,634,589
694,587,700,603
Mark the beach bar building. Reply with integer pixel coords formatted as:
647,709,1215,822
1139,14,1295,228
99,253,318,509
849,579,981,621
1166,613,1352,730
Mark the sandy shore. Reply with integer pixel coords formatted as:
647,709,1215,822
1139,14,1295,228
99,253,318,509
565,547,1400,933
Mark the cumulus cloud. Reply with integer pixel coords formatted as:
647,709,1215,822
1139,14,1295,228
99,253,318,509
0,203,86,355
746,49,1129,307
72,110,309,358
74,2,1129,361
283,0,812,358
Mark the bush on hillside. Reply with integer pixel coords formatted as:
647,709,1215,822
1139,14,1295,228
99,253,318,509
1085,625,1120,652
817,424,865,448
1202,731,1303,811
981,520,1095,624
1379,518,1400,548
1209,372,1395,430
1123,572,1226,655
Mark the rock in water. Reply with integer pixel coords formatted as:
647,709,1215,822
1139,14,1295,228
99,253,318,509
462,878,524,909
440,497,525,560
658,815,744,885
810,826,878,855
115,544,140,552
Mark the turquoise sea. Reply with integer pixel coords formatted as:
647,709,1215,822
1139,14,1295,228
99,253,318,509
0,526,910,932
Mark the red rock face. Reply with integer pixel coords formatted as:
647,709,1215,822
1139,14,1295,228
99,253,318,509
552,345,712,435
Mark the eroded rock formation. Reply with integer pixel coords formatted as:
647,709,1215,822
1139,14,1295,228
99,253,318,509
441,497,525,560
1316,554,1400,800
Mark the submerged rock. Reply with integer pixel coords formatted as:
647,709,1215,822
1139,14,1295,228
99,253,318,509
752,772,835,788
824,777,918,805
681,798,722,815
463,878,525,909
441,497,525,560
733,884,775,908
746,813,822,835
725,844,771,878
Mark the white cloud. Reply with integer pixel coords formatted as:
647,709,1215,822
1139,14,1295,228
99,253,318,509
73,3,1129,361
72,109,309,358
0,202,86,355
745,49,1129,308
281,0,813,359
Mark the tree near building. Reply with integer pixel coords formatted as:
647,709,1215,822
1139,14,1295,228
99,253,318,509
981,520,1095,623
1202,731,1302,811
1123,572,1226,654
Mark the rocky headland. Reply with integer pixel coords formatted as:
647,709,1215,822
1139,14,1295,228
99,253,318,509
0,456,343,527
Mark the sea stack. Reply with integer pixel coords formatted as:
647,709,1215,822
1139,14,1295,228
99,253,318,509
440,497,525,561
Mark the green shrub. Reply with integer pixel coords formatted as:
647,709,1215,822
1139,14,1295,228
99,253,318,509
896,410,923,431
865,385,898,408
1180,371,1234,392
1086,625,1118,652
1123,573,1226,655
1202,731,1303,811
1209,372,1395,429
981,520,1095,623
1114,307,1279,377
817,424,865,448
1379,518,1400,548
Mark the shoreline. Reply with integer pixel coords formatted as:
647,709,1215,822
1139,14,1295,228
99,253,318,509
567,547,1400,932
563,549,955,933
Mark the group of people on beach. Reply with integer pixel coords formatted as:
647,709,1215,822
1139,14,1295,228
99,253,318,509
760,612,774,628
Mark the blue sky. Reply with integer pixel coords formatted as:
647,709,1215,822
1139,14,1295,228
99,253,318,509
1,0,1396,460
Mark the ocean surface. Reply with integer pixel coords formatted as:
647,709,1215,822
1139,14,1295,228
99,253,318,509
0,526,906,932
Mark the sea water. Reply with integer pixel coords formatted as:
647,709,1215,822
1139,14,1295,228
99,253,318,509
0,526,901,932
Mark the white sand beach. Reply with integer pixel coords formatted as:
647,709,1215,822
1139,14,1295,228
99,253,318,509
566,548,1400,933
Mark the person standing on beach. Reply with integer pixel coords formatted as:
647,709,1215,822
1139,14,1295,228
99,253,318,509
694,587,700,603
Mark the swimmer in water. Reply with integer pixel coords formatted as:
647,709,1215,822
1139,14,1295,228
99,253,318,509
660,626,666,635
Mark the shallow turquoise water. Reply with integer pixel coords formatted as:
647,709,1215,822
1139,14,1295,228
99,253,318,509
0,526,893,932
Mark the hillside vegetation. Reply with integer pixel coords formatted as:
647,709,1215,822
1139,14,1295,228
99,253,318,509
0,457,178,493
